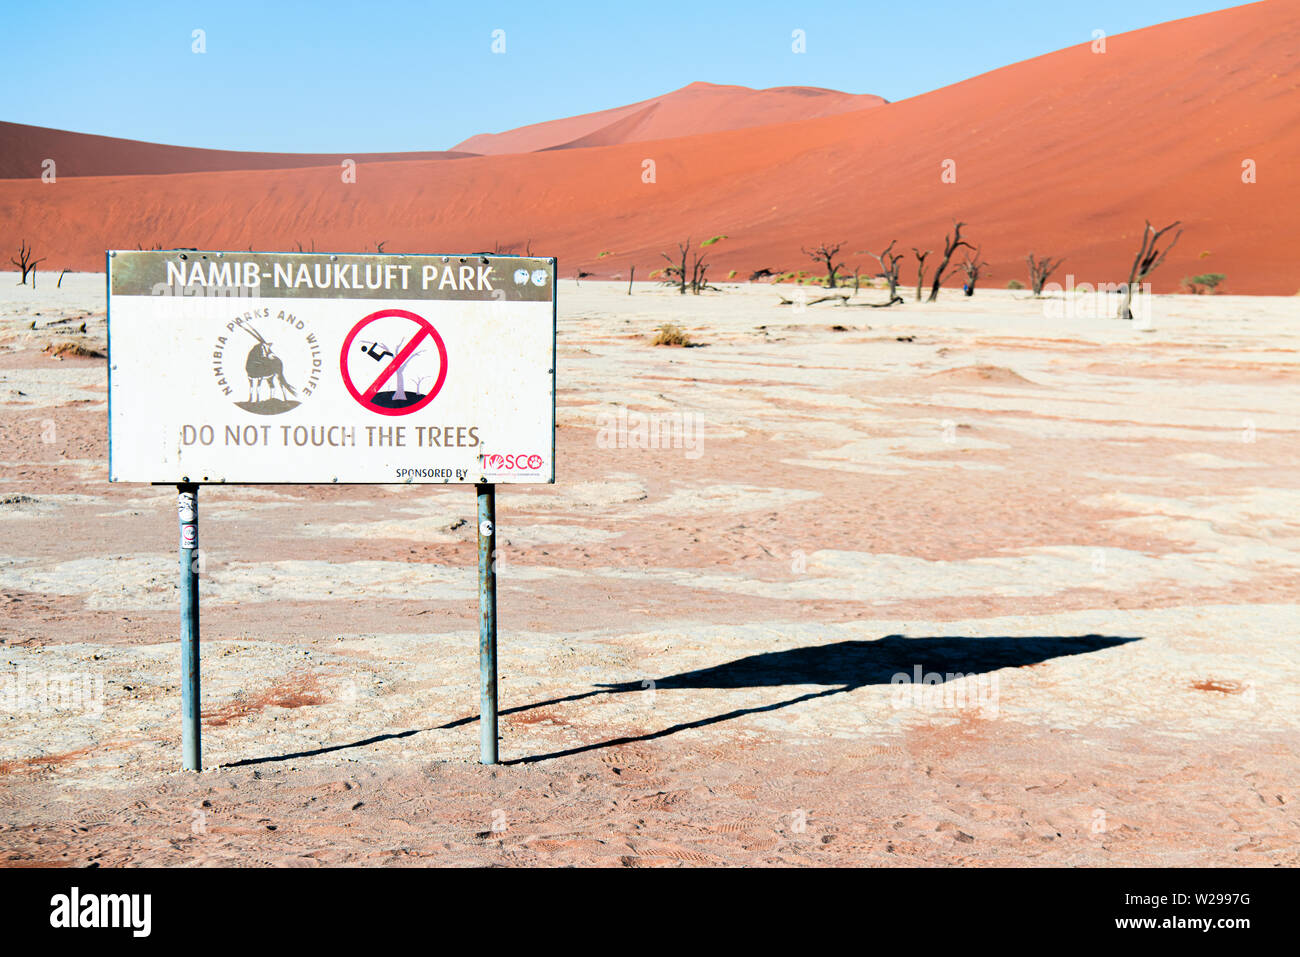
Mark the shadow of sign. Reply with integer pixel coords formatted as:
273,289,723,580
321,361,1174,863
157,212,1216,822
600,633,1139,693
223,633,1139,768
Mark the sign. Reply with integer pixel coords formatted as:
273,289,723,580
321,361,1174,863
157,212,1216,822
340,309,449,415
107,251,556,484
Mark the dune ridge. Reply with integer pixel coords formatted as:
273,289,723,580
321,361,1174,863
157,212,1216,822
0,121,475,179
454,81,888,154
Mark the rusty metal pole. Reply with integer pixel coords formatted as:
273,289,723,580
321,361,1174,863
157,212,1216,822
477,483,498,764
177,483,201,770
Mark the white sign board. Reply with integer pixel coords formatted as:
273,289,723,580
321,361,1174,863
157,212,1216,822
107,251,556,484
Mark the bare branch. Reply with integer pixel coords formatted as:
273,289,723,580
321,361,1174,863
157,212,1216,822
870,239,906,306
1119,220,1182,319
1026,252,1065,296
10,240,48,286
912,247,931,302
801,242,846,289
927,222,972,302
959,245,988,296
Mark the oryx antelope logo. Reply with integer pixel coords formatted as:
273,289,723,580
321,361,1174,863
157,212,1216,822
212,310,320,415
242,325,297,406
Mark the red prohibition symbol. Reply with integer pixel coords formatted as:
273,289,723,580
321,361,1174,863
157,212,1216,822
339,308,448,416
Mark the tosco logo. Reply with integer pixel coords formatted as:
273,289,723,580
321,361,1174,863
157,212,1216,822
484,453,544,471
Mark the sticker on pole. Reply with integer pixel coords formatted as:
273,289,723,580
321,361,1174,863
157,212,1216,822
106,251,556,484
340,309,448,415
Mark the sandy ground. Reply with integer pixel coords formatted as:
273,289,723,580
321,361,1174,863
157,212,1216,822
0,273,1296,866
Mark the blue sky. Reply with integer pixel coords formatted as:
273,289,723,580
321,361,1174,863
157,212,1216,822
1,0,1242,152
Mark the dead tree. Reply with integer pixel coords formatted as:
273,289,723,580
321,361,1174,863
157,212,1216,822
912,248,931,301
801,242,845,289
927,222,973,302
776,293,848,306
1118,220,1182,319
661,239,692,294
959,246,988,296
1026,253,1065,297
11,240,47,286
688,251,713,294
660,239,714,295
871,240,905,306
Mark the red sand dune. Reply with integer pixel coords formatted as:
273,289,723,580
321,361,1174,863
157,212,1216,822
2,2,1298,293
453,81,888,153
0,121,474,179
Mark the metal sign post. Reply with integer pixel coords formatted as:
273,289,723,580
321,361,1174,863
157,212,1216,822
477,483,498,765
177,483,201,770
